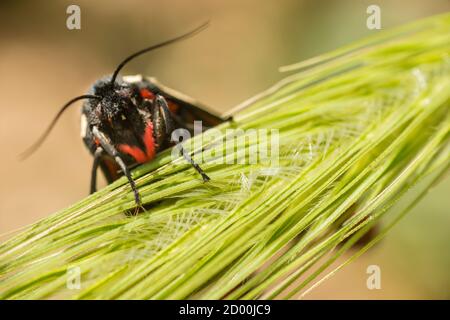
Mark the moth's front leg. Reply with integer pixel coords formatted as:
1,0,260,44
92,126,141,206
152,94,210,182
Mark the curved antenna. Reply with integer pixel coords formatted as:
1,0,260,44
20,94,101,160
110,21,209,85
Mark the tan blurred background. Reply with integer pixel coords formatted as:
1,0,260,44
0,0,449,299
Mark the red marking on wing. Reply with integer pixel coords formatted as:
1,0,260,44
118,122,156,164
167,100,179,113
140,88,155,100
118,144,148,163
142,122,156,159
140,88,178,113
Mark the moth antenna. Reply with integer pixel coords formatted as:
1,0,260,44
110,21,210,85
20,94,101,160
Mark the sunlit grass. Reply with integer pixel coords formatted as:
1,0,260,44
0,13,449,299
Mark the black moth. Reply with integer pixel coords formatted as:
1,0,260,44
22,22,227,206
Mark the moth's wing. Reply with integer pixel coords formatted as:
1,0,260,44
99,156,122,184
143,77,229,131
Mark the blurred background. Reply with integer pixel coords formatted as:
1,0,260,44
0,0,448,299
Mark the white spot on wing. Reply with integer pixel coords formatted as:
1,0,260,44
122,74,143,83
80,113,88,138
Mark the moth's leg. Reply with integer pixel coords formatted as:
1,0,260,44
149,95,174,149
92,126,141,206
156,95,175,136
153,94,210,182
90,147,104,194
179,144,210,182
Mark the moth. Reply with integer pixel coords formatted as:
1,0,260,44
22,23,227,206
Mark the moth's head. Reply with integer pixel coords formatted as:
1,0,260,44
85,77,149,150
89,77,143,127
